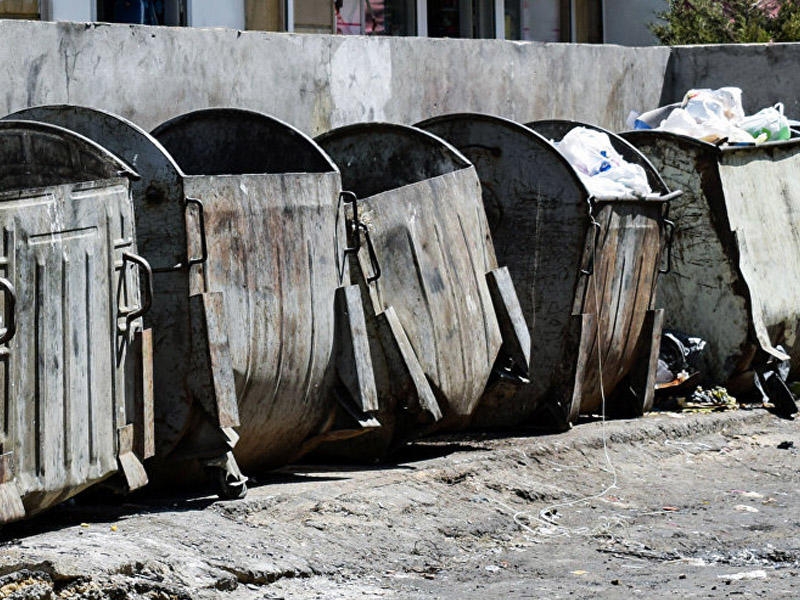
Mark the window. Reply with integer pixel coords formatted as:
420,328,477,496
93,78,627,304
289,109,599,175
336,0,416,36
427,0,494,39
96,0,186,25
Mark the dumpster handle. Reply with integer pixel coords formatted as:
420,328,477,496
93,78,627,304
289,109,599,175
122,252,153,328
0,277,17,346
659,219,676,275
185,197,208,267
359,221,382,283
580,218,603,277
340,191,361,255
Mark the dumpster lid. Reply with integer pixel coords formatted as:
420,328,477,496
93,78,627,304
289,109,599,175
5,105,185,183
0,120,139,193
316,122,472,199
152,108,338,176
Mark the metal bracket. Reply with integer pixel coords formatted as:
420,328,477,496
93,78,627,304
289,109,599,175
340,191,381,284
659,218,676,274
0,277,16,346
185,197,208,267
119,252,153,332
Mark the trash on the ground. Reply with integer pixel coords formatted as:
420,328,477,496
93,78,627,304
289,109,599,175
656,385,737,413
629,87,798,145
777,440,794,449
656,330,707,390
753,346,798,417
554,127,652,198
733,504,759,513
717,569,767,581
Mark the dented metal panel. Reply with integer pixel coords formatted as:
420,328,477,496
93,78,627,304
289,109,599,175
316,123,527,454
0,121,152,523
622,131,800,392
419,114,672,427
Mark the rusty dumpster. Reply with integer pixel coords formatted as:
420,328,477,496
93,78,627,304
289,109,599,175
0,120,153,523
314,122,530,458
419,114,676,429
621,129,800,413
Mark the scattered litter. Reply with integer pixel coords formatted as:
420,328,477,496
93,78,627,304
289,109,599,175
733,491,764,499
656,386,738,413
485,565,501,573
553,127,652,199
110,525,118,532
734,504,760,513
662,506,680,512
571,570,588,576
717,569,767,582
80,523,90,528
777,440,794,450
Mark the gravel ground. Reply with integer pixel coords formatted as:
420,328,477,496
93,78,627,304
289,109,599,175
1,407,798,599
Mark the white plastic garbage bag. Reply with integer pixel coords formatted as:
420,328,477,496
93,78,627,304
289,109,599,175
738,103,791,142
555,127,652,199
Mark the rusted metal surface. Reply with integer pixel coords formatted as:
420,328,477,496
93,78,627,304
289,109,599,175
621,130,800,398
152,109,378,472
419,114,673,427
0,121,152,523
315,123,529,456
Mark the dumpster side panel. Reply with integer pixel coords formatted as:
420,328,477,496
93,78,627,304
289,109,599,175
622,134,751,383
419,118,589,425
358,168,502,417
0,181,129,515
578,201,665,413
182,172,343,470
717,146,800,371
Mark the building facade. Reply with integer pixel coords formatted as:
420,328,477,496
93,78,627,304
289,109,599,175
0,0,665,45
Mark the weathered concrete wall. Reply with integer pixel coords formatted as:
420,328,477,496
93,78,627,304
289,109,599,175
3,20,800,136
661,43,800,117
0,19,670,134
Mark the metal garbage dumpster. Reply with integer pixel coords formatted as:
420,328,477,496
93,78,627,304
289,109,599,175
418,114,676,429
621,129,800,412
150,108,379,478
0,120,153,523
7,106,378,491
315,123,530,458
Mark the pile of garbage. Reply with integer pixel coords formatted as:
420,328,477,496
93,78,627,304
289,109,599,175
629,87,799,145
553,126,652,199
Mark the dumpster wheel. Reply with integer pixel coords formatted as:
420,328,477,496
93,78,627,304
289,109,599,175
203,451,248,500
211,467,248,500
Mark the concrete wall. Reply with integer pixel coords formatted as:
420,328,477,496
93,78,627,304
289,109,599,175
0,19,670,135
1,19,800,138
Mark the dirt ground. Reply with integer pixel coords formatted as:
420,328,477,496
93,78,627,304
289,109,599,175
1,407,798,599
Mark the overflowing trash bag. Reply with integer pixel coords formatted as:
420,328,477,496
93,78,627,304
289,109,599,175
629,87,798,145
553,127,652,198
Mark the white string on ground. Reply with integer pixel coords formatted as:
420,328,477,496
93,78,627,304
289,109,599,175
495,214,622,539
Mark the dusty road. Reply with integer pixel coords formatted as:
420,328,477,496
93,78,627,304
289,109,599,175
1,408,798,599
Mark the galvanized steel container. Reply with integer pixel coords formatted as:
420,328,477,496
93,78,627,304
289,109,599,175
0,120,153,523
419,115,675,428
315,123,529,457
621,130,800,409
